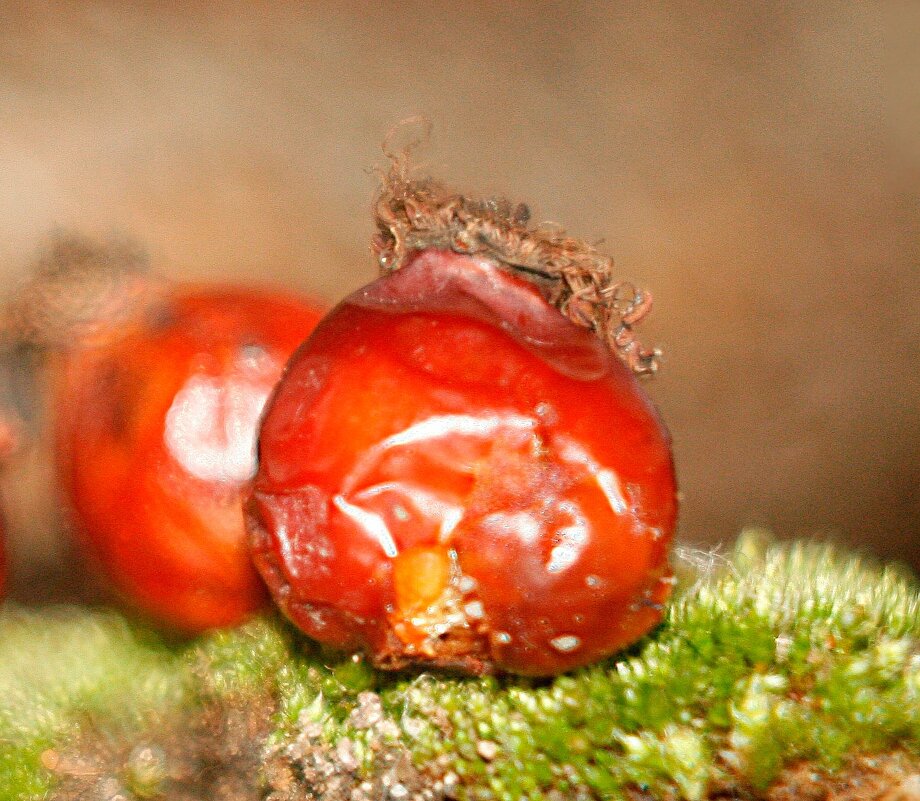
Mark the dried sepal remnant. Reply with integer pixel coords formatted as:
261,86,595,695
2,233,166,350
372,155,661,375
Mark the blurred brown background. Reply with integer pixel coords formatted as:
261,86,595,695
1,1,917,588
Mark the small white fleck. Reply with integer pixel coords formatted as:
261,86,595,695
534,401,557,422
464,601,485,620
457,575,477,593
306,609,328,631
393,504,410,522
775,634,794,661
336,737,359,771
492,631,512,645
550,634,581,653
476,740,499,761
389,783,409,800
585,574,601,588
402,717,425,738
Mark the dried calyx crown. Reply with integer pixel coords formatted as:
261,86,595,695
372,144,661,375
0,234,166,452
2,233,164,351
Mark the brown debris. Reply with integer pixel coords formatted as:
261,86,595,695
47,694,274,801
765,752,920,801
45,696,920,801
372,142,661,375
262,690,438,801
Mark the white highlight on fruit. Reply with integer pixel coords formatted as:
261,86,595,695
546,500,589,573
333,495,398,558
480,510,541,546
383,413,535,449
164,372,272,484
342,413,536,495
555,435,628,514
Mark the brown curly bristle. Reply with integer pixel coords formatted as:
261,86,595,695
372,151,661,375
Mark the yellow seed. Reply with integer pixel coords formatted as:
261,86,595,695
393,546,450,614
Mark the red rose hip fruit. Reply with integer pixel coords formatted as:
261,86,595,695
0,507,6,598
248,248,677,675
0,390,23,600
54,285,324,632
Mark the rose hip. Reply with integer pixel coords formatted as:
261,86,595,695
0,404,20,600
248,248,677,675
0,509,6,598
54,285,324,631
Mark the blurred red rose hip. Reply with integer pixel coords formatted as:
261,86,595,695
54,284,325,631
0,399,21,600
0,508,6,598
248,248,677,675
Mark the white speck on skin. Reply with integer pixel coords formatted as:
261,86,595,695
550,634,581,653
464,600,485,619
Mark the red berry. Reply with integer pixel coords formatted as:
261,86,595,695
54,285,324,632
0,419,20,600
248,249,677,675
0,506,6,599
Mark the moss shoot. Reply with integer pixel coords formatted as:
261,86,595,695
1,533,917,800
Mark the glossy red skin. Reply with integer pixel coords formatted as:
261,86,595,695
0,506,6,599
0,427,15,600
55,286,324,632
249,249,678,676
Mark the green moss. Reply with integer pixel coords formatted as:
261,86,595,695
1,534,918,800
0,607,187,801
